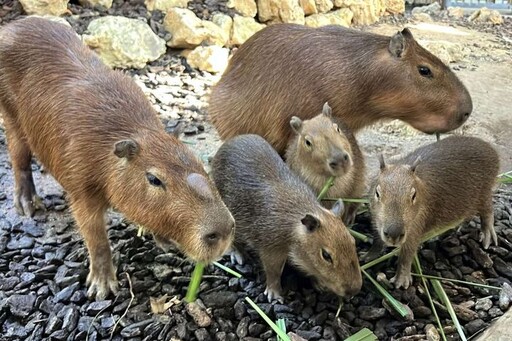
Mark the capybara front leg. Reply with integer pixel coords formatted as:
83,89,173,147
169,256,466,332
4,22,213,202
260,251,287,303
4,120,43,217
480,199,497,249
71,199,118,300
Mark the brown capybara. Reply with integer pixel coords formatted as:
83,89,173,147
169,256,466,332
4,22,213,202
210,134,362,302
0,17,235,300
208,24,473,155
285,102,366,226
366,136,499,289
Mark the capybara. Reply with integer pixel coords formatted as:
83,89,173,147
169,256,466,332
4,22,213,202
210,134,362,302
0,17,235,300
285,102,366,226
367,136,499,289
208,24,473,155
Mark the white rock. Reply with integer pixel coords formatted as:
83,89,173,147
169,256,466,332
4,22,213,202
212,13,234,44
447,6,464,18
145,0,189,12
227,0,257,17
183,46,230,73
164,8,228,48
257,0,305,24
315,0,333,13
305,8,353,27
78,0,112,9
300,0,317,15
19,0,69,16
83,16,167,69
468,7,503,25
231,15,266,45
28,14,71,27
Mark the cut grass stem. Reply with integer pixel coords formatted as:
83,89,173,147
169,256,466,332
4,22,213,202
185,262,205,303
213,261,242,278
245,297,290,341
432,278,468,341
317,176,336,201
343,328,378,341
410,273,501,291
361,269,409,318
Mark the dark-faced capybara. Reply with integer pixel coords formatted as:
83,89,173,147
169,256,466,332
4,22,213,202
208,24,473,155
210,134,362,302
367,135,499,289
285,102,366,225
0,17,235,300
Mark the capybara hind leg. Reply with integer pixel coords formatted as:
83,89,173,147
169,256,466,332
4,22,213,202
260,251,287,303
71,199,118,300
480,199,497,249
4,121,43,217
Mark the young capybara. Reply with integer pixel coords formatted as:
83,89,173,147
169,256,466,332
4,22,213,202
285,102,366,226
208,24,473,155
0,17,235,300
210,134,362,302
367,136,499,289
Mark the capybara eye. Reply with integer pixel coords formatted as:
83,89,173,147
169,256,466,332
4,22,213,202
304,138,313,148
418,66,433,78
146,173,163,187
411,188,417,203
321,249,333,263
375,186,381,200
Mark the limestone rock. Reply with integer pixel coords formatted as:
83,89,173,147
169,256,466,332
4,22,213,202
420,40,467,64
227,0,257,17
447,6,464,18
19,0,69,16
28,14,71,27
333,0,360,6
412,12,432,22
257,0,305,24
315,0,334,13
164,8,228,48
78,0,112,9
305,8,353,27
183,46,229,73
349,0,385,25
411,2,441,16
231,15,266,45
83,16,167,69
145,0,189,12
468,7,503,25
300,0,317,15
212,13,233,44
385,0,405,14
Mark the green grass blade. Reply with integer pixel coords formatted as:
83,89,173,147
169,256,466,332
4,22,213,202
343,327,378,341
317,176,336,201
361,248,400,270
413,256,447,341
213,261,242,278
410,273,501,291
362,269,409,318
431,278,467,341
185,262,205,303
349,229,369,242
245,297,290,341
323,198,370,203
276,318,287,341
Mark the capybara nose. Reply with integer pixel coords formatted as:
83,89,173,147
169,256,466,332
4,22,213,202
345,284,361,297
459,111,471,124
329,152,349,171
203,232,221,246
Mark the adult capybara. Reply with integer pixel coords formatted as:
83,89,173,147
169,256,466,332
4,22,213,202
211,134,362,302
285,102,366,226
367,136,499,289
0,17,235,300
208,24,473,155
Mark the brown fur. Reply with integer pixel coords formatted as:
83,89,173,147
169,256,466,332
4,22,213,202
208,24,473,155
367,136,499,289
0,17,235,300
211,134,362,302
285,102,366,225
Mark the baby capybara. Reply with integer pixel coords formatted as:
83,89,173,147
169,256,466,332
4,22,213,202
367,136,499,289
0,17,235,300
285,102,366,225
211,134,362,302
209,24,473,155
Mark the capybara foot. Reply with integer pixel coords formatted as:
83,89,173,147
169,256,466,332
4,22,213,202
480,229,498,249
86,265,119,301
14,191,44,217
264,286,284,304
391,270,413,289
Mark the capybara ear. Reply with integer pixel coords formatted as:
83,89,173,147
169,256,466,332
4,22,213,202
331,199,345,218
113,139,139,160
389,30,407,58
290,116,303,134
410,156,422,173
301,214,320,232
378,153,386,170
187,173,214,200
401,27,414,40
322,102,333,118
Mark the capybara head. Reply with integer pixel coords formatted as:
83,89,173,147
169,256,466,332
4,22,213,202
291,200,362,297
370,155,425,247
371,28,472,134
108,130,235,263
288,103,352,177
